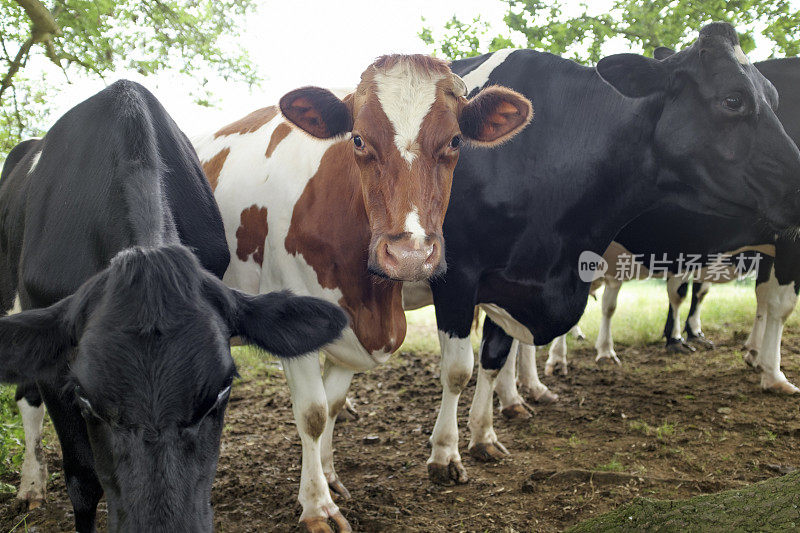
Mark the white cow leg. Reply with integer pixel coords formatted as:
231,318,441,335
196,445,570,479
495,341,531,420
17,396,47,508
664,276,695,353
744,277,770,369
428,332,473,485
467,365,509,462
283,354,352,533
570,324,586,341
756,276,799,394
518,342,558,402
595,278,622,364
685,281,713,349
320,359,355,501
545,334,569,376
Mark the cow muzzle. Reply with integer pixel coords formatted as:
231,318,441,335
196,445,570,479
369,234,444,281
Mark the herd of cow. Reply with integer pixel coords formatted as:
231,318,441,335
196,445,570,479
1,21,799,532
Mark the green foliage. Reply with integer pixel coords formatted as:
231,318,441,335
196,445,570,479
0,385,24,487
419,15,512,59
422,0,800,64
0,0,258,158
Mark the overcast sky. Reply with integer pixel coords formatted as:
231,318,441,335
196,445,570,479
25,0,788,136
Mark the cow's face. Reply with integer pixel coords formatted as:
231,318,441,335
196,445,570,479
280,55,533,281
0,245,347,533
597,22,800,231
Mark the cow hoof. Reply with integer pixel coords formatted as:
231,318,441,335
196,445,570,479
336,398,359,422
743,350,761,371
545,360,568,376
468,441,510,463
763,380,800,395
666,338,695,354
27,498,44,511
574,332,586,341
595,352,621,365
501,403,532,420
687,332,714,350
533,388,559,404
427,459,469,485
327,476,352,500
302,512,352,533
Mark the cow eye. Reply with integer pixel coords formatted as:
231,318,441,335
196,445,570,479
352,134,365,150
723,95,743,111
449,135,462,150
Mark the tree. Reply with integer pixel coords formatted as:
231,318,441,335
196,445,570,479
421,0,800,63
0,0,258,155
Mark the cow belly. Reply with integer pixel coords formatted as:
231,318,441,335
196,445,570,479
479,303,534,345
323,328,392,371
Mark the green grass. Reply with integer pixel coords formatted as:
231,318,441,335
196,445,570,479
0,385,24,489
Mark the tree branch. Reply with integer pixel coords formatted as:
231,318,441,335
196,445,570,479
0,35,34,101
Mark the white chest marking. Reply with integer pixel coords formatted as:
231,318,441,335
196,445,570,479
461,49,518,92
374,63,444,167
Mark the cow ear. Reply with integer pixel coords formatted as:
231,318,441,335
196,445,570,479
0,300,73,384
0,272,107,385
596,53,668,98
279,87,354,139
202,276,348,357
459,86,533,147
653,47,677,61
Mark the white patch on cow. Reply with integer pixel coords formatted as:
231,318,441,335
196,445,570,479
734,45,750,65
17,398,47,503
753,271,798,392
374,62,444,167
468,365,502,449
6,293,22,315
404,205,426,244
479,303,534,344
461,48,518,92
595,277,622,363
27,151,42,175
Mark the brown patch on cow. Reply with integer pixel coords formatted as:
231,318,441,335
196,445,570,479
266,123,292,158
285,142,406,354
303,403,327,440
236,205,269,266
214,106,278,138
201,148,230,191
372,54,452,76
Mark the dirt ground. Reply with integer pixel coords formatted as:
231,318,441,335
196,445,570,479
3,323,800,532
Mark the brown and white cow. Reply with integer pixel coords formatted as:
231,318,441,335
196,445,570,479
194,55,532,531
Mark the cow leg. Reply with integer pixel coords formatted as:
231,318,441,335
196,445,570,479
320,359,355,500
15,383,47,509
685,281,713,349
515,342,558,402
283,353,351,533
37,381,103,533
664,277,695,353
427,331,473,484
744,259,773,368
495,341,532,420
545,334,569,376
570,324,586,341
595,277,622,364
755,273,799,394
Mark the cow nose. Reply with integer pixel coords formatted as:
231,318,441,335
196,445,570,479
374,237,441,281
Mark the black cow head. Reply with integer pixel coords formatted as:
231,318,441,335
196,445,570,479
0,245,346,532
597,22,800,231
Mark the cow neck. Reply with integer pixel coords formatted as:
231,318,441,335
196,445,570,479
285,142,406,354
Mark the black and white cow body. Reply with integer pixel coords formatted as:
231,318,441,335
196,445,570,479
413,23,800,484
0,81,346,532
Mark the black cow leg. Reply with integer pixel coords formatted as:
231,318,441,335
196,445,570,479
664,278,695,353
38,380,102,533
467,317,513,462
14,382,47,509
685,280,714,350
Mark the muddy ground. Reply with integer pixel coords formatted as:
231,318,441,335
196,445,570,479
3,323,800,532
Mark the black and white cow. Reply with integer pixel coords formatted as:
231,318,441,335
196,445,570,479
520,56,800,400
402,23,800,485
0,80,346,532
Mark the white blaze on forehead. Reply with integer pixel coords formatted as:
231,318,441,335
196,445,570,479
374,62,445,167
734,45,750,65
404,205,426,243
461,48,518,93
